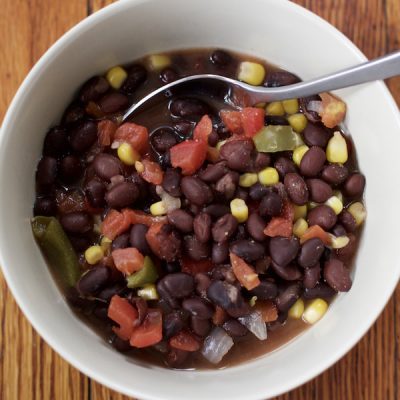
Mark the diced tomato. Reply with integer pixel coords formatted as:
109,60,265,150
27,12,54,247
193,115,212,143
130,308,163,348
114,123,149,154
240,107,265,137
220,110,243,134
170,140,207,175
181,257,214,275
300,225,331,245
145,221,165,254
123,208,166,226
101,209,131,240
212,306,228,326
140,159,164,185
98,119,117,146
112,247,144,275
108,295,139,341
169,330,201,352
263,217,293,238
254,300,278,323
281,199,295,222
230,252,260,291
206,146,220,163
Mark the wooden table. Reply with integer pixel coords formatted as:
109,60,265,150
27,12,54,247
1,1,399,399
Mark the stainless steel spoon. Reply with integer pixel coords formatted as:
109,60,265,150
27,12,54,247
123,50,400,121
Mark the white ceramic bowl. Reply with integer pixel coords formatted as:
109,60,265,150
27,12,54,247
1,0,399,399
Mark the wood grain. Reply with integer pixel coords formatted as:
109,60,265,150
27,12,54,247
0,1,399,399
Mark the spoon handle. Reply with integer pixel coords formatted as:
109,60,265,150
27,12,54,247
259,50,400,101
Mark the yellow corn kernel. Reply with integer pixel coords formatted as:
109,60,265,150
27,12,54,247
293,218,308,238
135,161,144,173
148,54,171,70
216,140,227,151
239,173,258,187
302,298,328,324
288,113,308,133
249,296,257,307
255,102,266,109
100,237,112,253
238,61,266,86
308,201,319,210
325,195,343,215
266,101,285,116
258,167,279,186
292,145,309,166
330,235,350,249
117,143,140,166
85,245,104,265
333,190,343,203
150,201,167,216
230,198,249,223
294,204,307,221
289,298,305,319
326,131,348,163
106,66,128,89
282,98,299,115
348,202,367,226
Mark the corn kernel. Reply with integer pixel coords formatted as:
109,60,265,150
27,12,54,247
106,66,128,89
292,145,309,166
230,198,249,223
266,101,285,116
294,204,307,221
326,131,348,163
282,98,299,115
348,202,366,226
100,237,112,253
255,102,266,109
302,298,328,324
117,142,140,166
288,113,308,133
148,54,171,70
330,235,350,249
135,161,144,173
238,61,266,86
333,190,344,202
85,245,104,265
258,167,279,186
150,201,167,216
293,218,308,238
216,140,227,151
325,195,343,215
239,173,258,187
289,298,305,319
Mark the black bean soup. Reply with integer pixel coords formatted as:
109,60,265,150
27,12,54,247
32,48,366,369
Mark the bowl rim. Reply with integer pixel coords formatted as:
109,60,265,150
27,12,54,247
1,0,400,399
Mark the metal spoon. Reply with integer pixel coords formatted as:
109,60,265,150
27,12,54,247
123,50,400,121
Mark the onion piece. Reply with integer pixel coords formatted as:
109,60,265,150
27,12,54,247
238,311,268,340
156,185,181,212
307,100,322,113
201,327,234,364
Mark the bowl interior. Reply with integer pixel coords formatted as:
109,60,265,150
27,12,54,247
1,0,399,399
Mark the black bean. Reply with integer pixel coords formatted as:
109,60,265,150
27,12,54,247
148,224,182,262
259,191,283,217
162,168,181,197
321,164,349,185
253,152,271,171
275,282,302,312
302,123,331,148
324,258,352,292
93,305,109,320
168,209,193,233
271,262,302,281
77,266,110,295
204,204,230,219
160,273,194,298
223,319,248,337
60,212,92,234
212,214,238,243
163,311,186,339
85,179,106,208
59,155,82,183
69,235,92,252
308,205,337,230
62,103,85,125
129,224,151,255
249,280,278,300
274,157,297,179
170,97,211,119
212,241,229,264
105,182,139,208
36,157,57,186
184,235,210,261
215,171,239,200
299,146,326,177
264,71,301,87
151,128,178,153
249,183,270,201
210,50,232,67
303,283,337,299
112,336,131,353
160,67,178,84
121,64,147,95
269,237,300,267
111,233,130,250
338,210,357,233
219,139,254,172
80,76,110,103
166,349,190,368
193,213,212,243
43,126,69,157
208,131,219,147
306,179,333,203
190,316,211,337
234,187,248,202
284,173,309,205
255,257,271,274
230,240,265,263
181,176,213,206
336,233,357,261
303,264,321,289
298,238,324,268
246,213,267,242
97,283,125,302
199,161,227,182
69,121,98,153
195,273,211,296
173,120,193,137
343,173,365,198
332,224,347,237
183,297,214,319
34,197,56,216
93,153,122,181
211,265,236,283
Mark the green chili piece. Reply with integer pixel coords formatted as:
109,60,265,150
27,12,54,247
31,216,81,287
126,256,158,288
137,284,159,300
253,125,304,152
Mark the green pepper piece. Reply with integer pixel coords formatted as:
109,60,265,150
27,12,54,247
253,125,304,152
137,284,159,300
31,216,81,287
126,256,158,288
